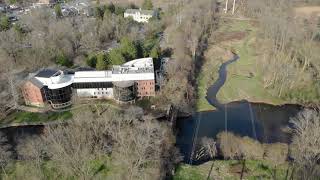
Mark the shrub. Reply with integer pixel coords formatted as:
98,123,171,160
239,136,264,160
217,132,242,159
107,49,125,65
86,54,97,68
96,53,108,70
54,4,63,18
217,133,264,160
0,16,10,31
56,54,72,67
119,37,137,61
263,143,288,165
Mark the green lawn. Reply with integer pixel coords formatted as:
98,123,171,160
4,156,111,180
174,160,289,180
196,59,222,112
217,20,284,105
0,111,72,126
196,20,284,112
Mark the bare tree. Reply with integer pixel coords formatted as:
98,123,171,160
263,143,289,179
0,132,11,176
290,109,320,180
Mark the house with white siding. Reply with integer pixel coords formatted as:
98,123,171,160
124,9,154,23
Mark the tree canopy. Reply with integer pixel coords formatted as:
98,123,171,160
119,37,137,61
107,49,125,66
142,0,153,10
95,53,108,70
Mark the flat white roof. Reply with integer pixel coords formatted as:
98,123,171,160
31,58,155,88
35,74,74,89
74,57,154,83
74,71,112,78
123,57,153,68
73,72,154,83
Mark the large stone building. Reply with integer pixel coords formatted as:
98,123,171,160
22,58,156,109
124,9,155,23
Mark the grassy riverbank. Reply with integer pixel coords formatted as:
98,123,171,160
196,19,284,112
174,160,289,180
217,20,284,105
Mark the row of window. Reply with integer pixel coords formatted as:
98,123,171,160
138,87,154,90
137,81,154,86
93,92,110,95
73,82,113,89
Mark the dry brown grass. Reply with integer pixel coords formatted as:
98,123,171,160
294,6,320,17
99,0,173,9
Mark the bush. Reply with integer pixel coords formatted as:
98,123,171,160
86,54,97,68
239,136,264,160
119,37,137,61
94,6,105,20
107,49,125,65
217,133,264,160
263,143,288,165
56,54,72,67
142,0,153,10
217,132,242,159
0,16,10,31
96,53,108,70
54,4,63,18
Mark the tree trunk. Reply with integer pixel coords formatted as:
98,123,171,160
225,0,229,13
207,161,215,180
232,0,236,14
240,159,246,180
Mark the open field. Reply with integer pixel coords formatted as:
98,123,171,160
195,19,284,112
294,6,320,17
174,160,289,180
218,20,284,105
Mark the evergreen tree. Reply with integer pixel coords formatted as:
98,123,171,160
150,45,160,59
120,37,137,61
54,4,63,18
96,53,108,70
56,54,72,67
0,16,10,31
86,54,97,68
107,49,125,66
142,0,153,10
107,3,115,13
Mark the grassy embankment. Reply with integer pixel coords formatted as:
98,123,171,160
196,20,284,112
0,99,126,127
0,111,72,126
174,160,289,180
4,156,112,179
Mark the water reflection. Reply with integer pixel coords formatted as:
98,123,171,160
176,101,302,162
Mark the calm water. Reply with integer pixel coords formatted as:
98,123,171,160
176,101,303,161
176,54,303,162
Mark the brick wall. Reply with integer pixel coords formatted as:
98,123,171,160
136,80,155,97
22,81,45,107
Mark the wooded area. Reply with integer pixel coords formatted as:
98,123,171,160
0,0,320,179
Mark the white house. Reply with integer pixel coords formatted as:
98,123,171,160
124,9,154,23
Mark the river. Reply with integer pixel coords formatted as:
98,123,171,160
0,54,304,165
175,54,304,163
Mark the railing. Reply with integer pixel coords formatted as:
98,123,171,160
49,101,72,109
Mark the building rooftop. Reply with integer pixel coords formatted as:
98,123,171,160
35,69,59,78
125,9,154,16
29,77,44,88
113,81,134,88
74,58,154,83
27,58,155,88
